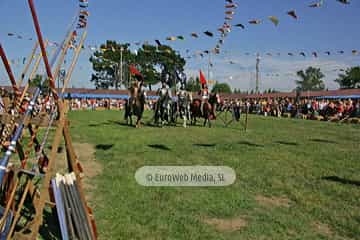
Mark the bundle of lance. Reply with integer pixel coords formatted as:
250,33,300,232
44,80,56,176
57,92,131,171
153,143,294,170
0,2,78,185
55,173,93,239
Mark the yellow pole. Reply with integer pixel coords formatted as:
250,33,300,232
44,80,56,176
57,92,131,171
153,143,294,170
61,31,87,94
17,41,39,87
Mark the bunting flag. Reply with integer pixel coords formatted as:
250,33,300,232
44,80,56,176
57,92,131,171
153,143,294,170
77,0,90,29
249,19,262,24
268,16,279,26
81,0,354,63
204,31,214,37
155,40,162,46
225,3,237,8
309,0,324,8
287,10,298,19
234,23,245,29
338,0,350,4
191,32,199,38
166,36,177,41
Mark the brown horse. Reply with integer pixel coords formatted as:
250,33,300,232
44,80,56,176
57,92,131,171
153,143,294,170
124,83,145,128
190,93,220,127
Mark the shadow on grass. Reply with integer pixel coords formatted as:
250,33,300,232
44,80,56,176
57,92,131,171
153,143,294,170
193,143,216,148
108,120,156,128
310,138,338,144
237,141,264,148
47,146,64,153
322,176,360,187
96,144,114,151
275,141,299,146
148,144,171,151
88,122,113,127
107,120,129,127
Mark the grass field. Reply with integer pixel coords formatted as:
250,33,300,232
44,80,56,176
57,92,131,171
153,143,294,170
67,110,360,240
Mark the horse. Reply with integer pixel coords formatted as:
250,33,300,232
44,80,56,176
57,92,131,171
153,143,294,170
190,93,220,127
154,94,176,127
177,90,192,128
124,85,145,128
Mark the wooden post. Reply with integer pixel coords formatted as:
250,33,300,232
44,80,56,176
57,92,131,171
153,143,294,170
0,44,20,96
28,101,67,239
245,104,249,132
61,31,87,95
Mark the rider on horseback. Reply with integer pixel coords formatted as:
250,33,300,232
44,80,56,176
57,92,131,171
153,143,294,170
157,81,172,109
200,83,209,116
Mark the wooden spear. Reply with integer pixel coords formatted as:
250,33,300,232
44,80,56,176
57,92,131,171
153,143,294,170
0,44,20,96
17,41,39,87
28,0,56,95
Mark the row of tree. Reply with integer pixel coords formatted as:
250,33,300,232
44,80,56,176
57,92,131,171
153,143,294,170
295,66,360,91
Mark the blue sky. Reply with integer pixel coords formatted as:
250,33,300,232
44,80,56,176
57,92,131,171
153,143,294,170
1,0,359,91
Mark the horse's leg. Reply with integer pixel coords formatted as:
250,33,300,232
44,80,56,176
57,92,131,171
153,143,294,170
136,118,141,128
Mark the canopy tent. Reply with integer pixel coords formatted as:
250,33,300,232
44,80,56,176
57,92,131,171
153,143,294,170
61,93,160,100
315,95,360,100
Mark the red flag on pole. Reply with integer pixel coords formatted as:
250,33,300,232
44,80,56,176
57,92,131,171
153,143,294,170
129,65,143,81
199,70,207,85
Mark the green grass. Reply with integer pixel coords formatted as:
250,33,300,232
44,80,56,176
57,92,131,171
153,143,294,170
68,110,360,240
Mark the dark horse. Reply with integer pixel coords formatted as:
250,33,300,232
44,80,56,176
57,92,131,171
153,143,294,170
124,87,145,128
190,93,220,127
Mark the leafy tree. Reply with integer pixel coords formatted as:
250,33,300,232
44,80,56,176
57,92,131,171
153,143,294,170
211,82,232,94
296,67,325,91
186,77,201,92
90,41,134,89
233,88,242,93
89,41,186,90
155,45,186,88
29,74,50,93
29,74,42,88
335,66,360,89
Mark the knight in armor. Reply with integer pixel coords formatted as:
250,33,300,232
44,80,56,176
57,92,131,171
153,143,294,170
157,82,172,108
128,79,146,105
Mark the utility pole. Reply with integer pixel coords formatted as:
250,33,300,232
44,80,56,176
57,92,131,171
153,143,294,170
208,52,211,81
256,53,260,94
119,46,124,89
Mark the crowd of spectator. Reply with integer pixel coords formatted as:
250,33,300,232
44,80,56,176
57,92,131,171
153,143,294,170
221,98,360,122
11,93,355,124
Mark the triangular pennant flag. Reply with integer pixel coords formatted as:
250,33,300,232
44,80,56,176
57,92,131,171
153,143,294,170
287,10,298,19
268,16,279,26
199,70,207,85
